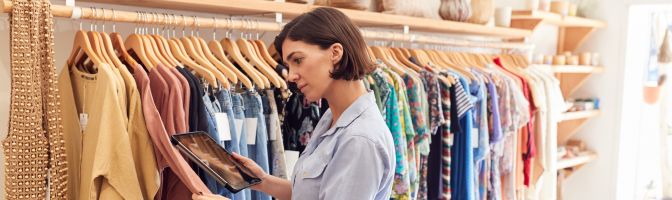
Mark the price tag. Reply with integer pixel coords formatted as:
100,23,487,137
245,118,258,145
215,113,231,142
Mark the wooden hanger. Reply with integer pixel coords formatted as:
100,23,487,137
67,30,105,68
187,35,230,88
99,31,126,70
125,33,156,68
196,36,238,86
153,34,179,66
179,34,226,85
248,38,288,89
167,36,218,87
237,38,282,89
87,31,112,66
390,48,422,72
221,37,268,89
208,39,254,89
253,39,280,68
371,46,405,75
145,34,173,67
111,32,139,69
366,46,377,63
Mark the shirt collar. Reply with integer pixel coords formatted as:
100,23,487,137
314,91,376,138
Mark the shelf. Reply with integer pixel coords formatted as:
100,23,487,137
557,151,597,170
512,10,606,29
511,10,606,52
550,65,604,73
80,0,532,38
560,110,600,121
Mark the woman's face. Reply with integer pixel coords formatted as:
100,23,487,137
282,39,342,102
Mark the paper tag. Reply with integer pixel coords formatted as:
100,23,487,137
215,113,232,142
234,119,244,141
79,113,88,132
245,118,258,145
471,128,479,148
269,114,278,141
285,150,300,180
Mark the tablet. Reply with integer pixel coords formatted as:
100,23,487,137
171,131,262,193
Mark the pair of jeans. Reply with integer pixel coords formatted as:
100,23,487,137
232,93,251,200
242,91,271,200
209,89,240,199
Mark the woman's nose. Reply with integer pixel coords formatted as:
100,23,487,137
287,67,299,83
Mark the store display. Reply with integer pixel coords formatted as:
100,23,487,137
0,0,609,199
439,0,471,21
467,0,494,25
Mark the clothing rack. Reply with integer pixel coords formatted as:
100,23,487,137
0,0,534,50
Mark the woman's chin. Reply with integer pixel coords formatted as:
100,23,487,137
304,93,322,103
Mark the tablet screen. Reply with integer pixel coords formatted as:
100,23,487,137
172,132,261,191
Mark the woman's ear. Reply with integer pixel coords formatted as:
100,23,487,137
330,43,344,65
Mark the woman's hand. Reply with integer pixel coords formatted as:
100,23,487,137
231,152,268,190
192,194,230,200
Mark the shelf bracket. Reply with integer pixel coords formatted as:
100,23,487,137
511,18,544,31
557,27,596,53
557,72,594,97
557,117,592,145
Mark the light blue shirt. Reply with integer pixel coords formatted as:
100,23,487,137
291,92,395,200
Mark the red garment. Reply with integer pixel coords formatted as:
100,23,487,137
493,57,536,186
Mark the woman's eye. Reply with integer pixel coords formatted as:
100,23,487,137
294,58,303,64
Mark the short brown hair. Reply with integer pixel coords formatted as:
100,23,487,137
274,7,374,81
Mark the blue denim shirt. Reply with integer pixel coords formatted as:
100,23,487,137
291,92,395,200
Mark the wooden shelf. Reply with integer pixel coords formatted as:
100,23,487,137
512,10,606,29
81,0,532,38
550,65,604,73
560,110,600,122
511,10,606,52
557,151,597,170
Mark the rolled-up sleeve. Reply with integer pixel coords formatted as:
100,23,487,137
319,135,390,200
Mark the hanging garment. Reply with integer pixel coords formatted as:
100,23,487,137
131,64,212,199
242,91,272,200
59,63,144,200
4,0,68,199
372,68,411,200
282,93,322,153
263,90,290,180
450,73,475,200
117,62,161,200
231,93,251,200
214,89,245,200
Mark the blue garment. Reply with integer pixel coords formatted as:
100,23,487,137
484,74,503,200
470,70,491,200
214,89,241,199
176,68,221,194
450,74,475,200
232,93,250,200
291,92,396,200
242,91,271,200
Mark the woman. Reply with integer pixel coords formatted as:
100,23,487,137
196,6,396,200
